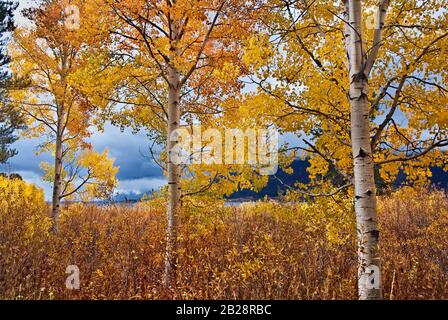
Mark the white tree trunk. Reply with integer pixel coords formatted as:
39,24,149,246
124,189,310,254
51,120,63,230
163,64,181,288
51,54,68,231
345,0,382,300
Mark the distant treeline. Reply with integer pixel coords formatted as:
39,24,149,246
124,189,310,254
228,159,448,200
0,172,22,180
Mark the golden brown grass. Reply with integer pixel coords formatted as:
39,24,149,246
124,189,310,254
0,178,447,299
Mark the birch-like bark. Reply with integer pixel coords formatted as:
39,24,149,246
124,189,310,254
160,4,223,287
51,122,63,229
345,0,382,300
163,56,182,288
51,54,67,230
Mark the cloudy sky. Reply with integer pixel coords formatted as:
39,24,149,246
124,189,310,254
4,122,167,200
1,1,167,200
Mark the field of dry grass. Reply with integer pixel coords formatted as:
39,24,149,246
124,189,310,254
0,177,447,300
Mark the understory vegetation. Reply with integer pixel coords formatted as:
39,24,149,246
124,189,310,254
1,177,446,300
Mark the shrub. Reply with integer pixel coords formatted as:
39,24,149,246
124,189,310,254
0,181,446,300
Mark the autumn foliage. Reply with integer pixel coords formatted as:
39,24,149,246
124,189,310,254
0,176,446,300
2,0,448,300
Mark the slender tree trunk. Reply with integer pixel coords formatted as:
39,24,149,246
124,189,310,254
51,124,63,229
350,75,382,300
163,64,181,288
346,0,382,300
51,53,68,231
